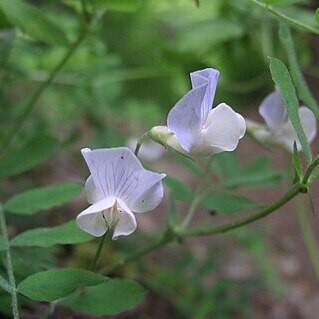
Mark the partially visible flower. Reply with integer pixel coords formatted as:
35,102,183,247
76,147,166,240
150,68,246,156
246,90,317,152
127,137,165,162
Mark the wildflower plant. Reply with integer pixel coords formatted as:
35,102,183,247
0,1,319,319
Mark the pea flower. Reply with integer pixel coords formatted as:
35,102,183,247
246,90,317,152
76,147,166,239
150,68,246,156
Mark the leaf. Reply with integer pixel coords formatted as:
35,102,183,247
201,194,260,215
11,247,56,279
11,221,93,248
17,268,106,302
0,135,58,179
0,0,68,46
269,57,312,163
94,0,140,12
316,9,319,25
279,23,319,121
4,182,83,215
62,280,146,316
164,176,193,201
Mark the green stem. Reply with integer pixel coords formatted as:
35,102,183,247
295,196,319,281
90,232,107,271
180,157,214,229
0,205,19,319
0,274,13,294
247,0,319,36
180,196,202,229
102,184,300,274
134,133,149,156
302,155,319,185
0,25,90,154
185,183,300,238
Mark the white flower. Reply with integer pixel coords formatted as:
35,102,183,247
150,68,246,156
127,137,165,162
246,90,317,152
76,147,166,239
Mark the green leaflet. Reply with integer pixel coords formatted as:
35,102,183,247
4,182,83,215
11,221,93,248
17,268,106,301
269,57,312,163
61,280,146,316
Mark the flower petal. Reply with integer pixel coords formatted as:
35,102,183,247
81,147,143,198
190,68,220,124
122,171,166,213
129,177,164,213
203,103,246,153
259,91,287,131
167,83,207,152
76,196,116,237
85,176,103,204
112,198,137,240
279,106,317,152
299,106,317,145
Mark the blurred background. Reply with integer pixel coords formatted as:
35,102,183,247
0,0,319,318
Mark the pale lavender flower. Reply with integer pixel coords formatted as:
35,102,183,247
76,147,165,239
150,68,246,156
247,90,317,152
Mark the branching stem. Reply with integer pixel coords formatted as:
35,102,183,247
0,205,19,319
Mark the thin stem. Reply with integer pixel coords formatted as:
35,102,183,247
181,156,215,229
295,196,319,281
185,183,300,237
180,196,202,229
90,232,107,271
0,205,19,319
0,274,13,294
0,25,90,154
134,133,149,156
247,0,319,36
302,155,319,185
